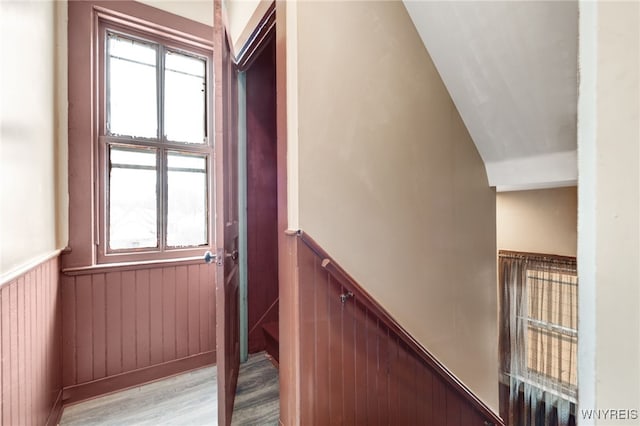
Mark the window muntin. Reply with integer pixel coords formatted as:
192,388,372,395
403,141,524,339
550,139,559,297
99,25,212,262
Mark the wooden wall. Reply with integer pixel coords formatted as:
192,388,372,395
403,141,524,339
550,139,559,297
296,234,504,426
245,35,279,353
60,262,216,403
0,255,62,426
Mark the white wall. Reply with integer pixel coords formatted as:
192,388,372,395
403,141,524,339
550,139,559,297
578,1,640,424
403,1,578,190
137,1,264,53
0,0,210,279
0,0,67,279
137,0,213,26
56,0,69,259
293,0,498,410
225,0,261,49
497,187,577,257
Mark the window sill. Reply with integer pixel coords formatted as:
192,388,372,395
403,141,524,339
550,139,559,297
61,255,206,276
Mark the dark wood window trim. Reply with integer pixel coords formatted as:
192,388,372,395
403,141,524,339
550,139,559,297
65,1,214,270
61,255,203,277
235,2,275,71
96,17,214,264
498,249,577,264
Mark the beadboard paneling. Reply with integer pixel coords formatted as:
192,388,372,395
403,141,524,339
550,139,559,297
0,255,62,426
297,234,504,426
61,263,216,391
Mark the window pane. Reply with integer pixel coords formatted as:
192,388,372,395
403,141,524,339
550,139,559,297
107,33,158,138
525,268,578,393
164,51,206,144
109,146,158,249
167,152,207,247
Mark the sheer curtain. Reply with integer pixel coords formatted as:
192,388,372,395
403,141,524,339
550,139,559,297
499,251,577,426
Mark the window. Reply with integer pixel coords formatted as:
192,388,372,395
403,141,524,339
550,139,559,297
98,24,213,262
525,268,577,397
499,251,577,426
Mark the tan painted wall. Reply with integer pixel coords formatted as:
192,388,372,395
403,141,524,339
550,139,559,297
294,0,498,410
497,187,577,257
578,2,640,424
0,0,67,278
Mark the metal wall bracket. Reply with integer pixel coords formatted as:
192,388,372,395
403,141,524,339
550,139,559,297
339,291,353,304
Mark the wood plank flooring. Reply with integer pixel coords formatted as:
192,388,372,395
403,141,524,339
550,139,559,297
231,355,279,426
59,353,279,425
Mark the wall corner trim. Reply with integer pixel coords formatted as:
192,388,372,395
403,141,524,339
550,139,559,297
45,390,65,426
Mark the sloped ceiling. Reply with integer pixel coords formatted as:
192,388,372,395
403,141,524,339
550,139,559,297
403,1,578,191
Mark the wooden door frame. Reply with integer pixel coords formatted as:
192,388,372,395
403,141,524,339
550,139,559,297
230,1,299,424
240,2,300,424
274,2,300,425
236,70,249,364
234,1,276,367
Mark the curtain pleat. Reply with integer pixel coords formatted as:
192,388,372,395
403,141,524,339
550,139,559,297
499,252,577,426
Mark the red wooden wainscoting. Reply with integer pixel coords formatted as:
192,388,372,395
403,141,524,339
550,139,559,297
0,255,63,426
60,262,216,403
296,233,504,426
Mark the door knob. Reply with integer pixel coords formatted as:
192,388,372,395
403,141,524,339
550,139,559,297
203,250,217,264
227,249,239,262
205,249,238,264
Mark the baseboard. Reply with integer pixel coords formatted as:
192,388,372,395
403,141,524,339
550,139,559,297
46,389,64,426
62,351,216,406
262,322,279,365
264,352,279,369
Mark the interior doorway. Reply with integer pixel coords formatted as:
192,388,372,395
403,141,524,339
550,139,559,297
239,33,279,365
